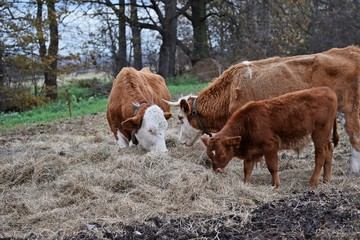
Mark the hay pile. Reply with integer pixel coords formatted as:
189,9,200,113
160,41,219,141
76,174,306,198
0,111,359,239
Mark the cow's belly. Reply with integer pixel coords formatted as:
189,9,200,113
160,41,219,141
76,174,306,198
279,134,312,152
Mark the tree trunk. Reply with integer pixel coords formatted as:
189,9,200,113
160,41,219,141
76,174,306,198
0,40,4,87
36,0,49,96
117,0,127,72
130,0,142,70
45,0,58,100
190,0,210,65
158,0,177,78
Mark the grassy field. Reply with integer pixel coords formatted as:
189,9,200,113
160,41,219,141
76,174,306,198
0,75,207,134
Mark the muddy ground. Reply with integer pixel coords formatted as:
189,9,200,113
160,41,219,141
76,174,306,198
0,111,359,240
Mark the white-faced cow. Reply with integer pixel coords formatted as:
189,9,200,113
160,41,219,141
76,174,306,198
166,45,360,174
107,67,172,152
201,87,339,187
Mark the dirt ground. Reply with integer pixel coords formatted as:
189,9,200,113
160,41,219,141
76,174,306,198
0,109,359,239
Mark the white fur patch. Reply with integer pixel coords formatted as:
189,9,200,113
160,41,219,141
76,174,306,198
117,130,129,148
241,61,252,79
212,150,216,156
350,148,360,174
136,105,168,152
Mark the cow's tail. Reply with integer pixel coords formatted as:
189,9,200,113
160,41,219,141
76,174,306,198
332,117,340,148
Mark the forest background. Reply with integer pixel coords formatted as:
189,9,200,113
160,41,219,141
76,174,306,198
1,0,360,112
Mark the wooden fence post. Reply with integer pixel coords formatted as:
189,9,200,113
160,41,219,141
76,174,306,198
66,89,72,117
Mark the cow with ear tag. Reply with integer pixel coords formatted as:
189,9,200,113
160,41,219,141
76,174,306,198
201,87,339,188
107,67,172,152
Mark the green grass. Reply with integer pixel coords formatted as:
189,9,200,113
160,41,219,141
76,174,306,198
167,74,208,96
0,97,108,133
0,76,207,134
168,82,208,96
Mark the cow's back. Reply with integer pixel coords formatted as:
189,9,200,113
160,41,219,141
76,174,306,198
228,46,360,114
139,68,171,112
108,67,170,112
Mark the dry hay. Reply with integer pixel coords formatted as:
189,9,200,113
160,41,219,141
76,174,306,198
190,58,222,82
0,111,359,239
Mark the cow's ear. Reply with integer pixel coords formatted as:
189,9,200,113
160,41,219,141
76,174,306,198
222,136,241,147
164,112,172,120
180,99,190,115
122,116,141,130
201,136,210,147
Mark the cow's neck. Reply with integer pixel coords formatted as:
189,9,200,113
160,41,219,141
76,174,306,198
193,80,232,133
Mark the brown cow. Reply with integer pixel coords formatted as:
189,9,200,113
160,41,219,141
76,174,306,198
166,45,360,174
106,67,172,152
201,87,340,188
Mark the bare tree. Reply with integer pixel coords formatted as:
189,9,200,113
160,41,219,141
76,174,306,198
35,0,59,100
81,0,128,76
130,0,142,69
181,0,210,65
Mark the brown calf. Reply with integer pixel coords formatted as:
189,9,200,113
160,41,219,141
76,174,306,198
201,87,339,188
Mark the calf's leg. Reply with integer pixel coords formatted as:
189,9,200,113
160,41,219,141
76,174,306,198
310,132,329,186
323,141,333,183
243,158,255,184
264,152,280,188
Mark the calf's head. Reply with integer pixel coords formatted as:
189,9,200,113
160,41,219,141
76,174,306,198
201,136,241,172
122,105,172,152
163,96,203,146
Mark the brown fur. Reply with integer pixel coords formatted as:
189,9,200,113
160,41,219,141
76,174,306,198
201,87,339,188
181,46,360,151
106,67,171,143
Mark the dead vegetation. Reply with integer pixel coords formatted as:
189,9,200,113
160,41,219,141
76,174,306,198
0,110,359,239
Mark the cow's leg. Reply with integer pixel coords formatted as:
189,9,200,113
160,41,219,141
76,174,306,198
323,141,333,183
243,158,255,185
343,110,360,174
116,130,129,148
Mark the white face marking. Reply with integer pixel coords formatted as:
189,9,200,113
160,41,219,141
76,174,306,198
178,108,203,146
116,130,129,148
350,148,360,174
135,105,168,152
212,150,216,156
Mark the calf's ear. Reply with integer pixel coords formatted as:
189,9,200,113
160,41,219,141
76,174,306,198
122,116,142,130
201,136,210,147
222,136,241,147
180,99,191,115
164,112,172,120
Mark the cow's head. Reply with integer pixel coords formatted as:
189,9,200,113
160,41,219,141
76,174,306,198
201,136,241,172
163,96,203,146
122,105,172,152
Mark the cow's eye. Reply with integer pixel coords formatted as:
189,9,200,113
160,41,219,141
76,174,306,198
178,116,184,124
